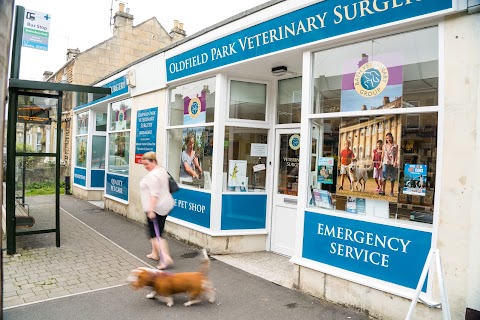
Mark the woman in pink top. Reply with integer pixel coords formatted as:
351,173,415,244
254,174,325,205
140,151,174,270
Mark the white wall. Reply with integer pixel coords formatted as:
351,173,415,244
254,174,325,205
439,12,480,317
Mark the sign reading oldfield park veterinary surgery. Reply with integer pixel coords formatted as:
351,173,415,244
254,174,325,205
166,0,453,81
135,107,158,164
22,9,51,51
302,211,431,290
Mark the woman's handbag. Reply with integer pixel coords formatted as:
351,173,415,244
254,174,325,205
167,172,180,193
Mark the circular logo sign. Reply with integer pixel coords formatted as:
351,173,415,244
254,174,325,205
289,134,300,150
354,61,389,97
188,97,201,119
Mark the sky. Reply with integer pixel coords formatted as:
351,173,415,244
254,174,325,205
12,0,270,81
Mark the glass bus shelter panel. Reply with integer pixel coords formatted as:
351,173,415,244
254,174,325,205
14,157,57,232
16,95,58,154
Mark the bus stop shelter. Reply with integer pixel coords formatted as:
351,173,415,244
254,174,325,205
4,6,111,254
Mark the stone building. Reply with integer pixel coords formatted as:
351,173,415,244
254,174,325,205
45,3,186,169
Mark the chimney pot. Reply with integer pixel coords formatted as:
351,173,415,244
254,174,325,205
119,2,125,12
179,22,184,30
174,20,179,28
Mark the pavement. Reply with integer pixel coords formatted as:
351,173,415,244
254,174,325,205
2,195,370,319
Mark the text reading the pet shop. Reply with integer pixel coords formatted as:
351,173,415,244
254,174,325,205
317,223,412,268
174,199,206,213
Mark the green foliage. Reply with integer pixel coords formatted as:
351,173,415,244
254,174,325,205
25,181,65,196
15,143,36,168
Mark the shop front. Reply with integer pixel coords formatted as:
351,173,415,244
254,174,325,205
72,75,131,204
157,0,479,318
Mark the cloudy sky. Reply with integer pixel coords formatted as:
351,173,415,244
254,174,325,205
12,0,269,81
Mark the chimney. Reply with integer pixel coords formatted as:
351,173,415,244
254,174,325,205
66,48,80,61
43,71,53,81
170,20,186,39
114,3,134,30
383,96,390,105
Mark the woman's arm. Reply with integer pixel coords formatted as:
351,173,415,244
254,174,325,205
193,156,202,176
147,195,158,219
183,161,199,179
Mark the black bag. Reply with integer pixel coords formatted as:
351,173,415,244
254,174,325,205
167,172,180,193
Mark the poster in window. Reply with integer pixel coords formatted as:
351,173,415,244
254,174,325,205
228,160,247,187
184,89,206,125
341,54,403,112
180,127,205,183
317,157,334,185
403,164,427,196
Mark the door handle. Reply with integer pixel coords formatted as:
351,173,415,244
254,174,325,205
284,198,297,205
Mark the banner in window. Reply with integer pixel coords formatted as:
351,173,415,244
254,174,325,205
341,54,403,112
183,90,206,125
135,107,158,164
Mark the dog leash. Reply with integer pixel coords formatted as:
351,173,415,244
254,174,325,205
152,217,165,265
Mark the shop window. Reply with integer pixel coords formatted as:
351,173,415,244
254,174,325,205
95,112,107,132
223,127,268,192
92,136,106,169
76,136,87,168
76,111,88,135
229,80,266,121
169,77,216,126
308,113,438,225
277,77,302,124
312,27,438,114
109,99,131,131
108,132,130,175
166,126,213,190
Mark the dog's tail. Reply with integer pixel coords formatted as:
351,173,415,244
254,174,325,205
199,248,210,277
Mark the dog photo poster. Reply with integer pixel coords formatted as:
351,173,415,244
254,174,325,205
403,164,427,196
317,157,334,185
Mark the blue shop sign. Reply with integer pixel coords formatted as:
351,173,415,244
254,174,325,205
74,76,128,111
73,167,87,187
135,107,158,164
91,170,105,188
166,0,453,81
105,173,129,201
170,189,211,228
302,211,431,291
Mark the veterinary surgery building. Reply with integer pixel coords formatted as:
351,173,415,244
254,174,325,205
70,0,480,319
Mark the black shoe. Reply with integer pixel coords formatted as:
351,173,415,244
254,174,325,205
379,192,385,195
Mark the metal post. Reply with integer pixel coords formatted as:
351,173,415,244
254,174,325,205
56,93,62,247
6,5,25,255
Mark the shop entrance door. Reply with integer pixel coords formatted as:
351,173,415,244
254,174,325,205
271,129,300,256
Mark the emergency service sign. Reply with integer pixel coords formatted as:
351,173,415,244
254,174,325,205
22,9,51,51
302,211,431,291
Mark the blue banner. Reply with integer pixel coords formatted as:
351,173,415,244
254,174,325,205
166,0,452,81
302,211,431,290
91,170,105,188
169,189,211,228
221,194,267,230
74,76,128,111
135,107,158,163
105,173,129,201
73,167,87,187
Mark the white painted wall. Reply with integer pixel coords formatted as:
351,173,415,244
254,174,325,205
440,12,480,317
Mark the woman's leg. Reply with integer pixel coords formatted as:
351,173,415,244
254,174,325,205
155,214,174,269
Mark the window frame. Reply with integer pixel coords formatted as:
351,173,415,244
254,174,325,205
304,26,442,229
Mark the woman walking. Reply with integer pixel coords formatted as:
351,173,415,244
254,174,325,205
140,151,174,270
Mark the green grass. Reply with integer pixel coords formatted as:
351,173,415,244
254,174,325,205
24,182,66,196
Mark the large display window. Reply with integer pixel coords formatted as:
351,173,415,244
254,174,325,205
312,27,438,114
169,77,216,126
223,127,268,192
308,27,439,225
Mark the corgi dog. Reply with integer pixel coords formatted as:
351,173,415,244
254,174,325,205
127,249,215,307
